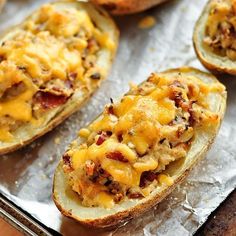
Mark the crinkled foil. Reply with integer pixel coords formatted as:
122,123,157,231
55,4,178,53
0,0,236,235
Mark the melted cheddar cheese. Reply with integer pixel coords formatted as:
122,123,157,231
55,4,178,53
204,0,236,60
0,3,115,142
63,72,224,208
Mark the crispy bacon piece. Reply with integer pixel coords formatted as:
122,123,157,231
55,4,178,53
140,171,157,188
96,132,108,145
34,91,68,109
108,105,114,115
170,82,190,111
108,181,122,194
63,153,71,165
114,193,124,203
96,131,112,146
106,151,128,163
62,153,73,172
188,103,196,127
172,91,189,110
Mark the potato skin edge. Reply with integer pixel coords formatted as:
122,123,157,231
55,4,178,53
52,67,227,228
193,0,236,75
0,1,119,155
91,0,169,15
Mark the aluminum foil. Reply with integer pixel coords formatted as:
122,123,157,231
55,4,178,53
0,0,236,235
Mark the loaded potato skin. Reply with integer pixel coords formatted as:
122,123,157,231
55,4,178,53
194,0,236,75
53,67,226,228
0,1,119,154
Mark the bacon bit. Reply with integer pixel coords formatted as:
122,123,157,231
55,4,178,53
117,134,123,142
188,84,195,98
106,151,128,163
98,167,110,178
171,91,188,110
108,182,121,194
63,153,71,165
128,192,144,199
170,83,190,111
188,106,195,127
114,193,124,203
104,179,112,186
140,171,157,188
106,131,112,136
62,153,73,171
34,91,68,109
89,165,110,183
108,105,114,115
85,161,95,176
96,135,105,145
96,132,108,145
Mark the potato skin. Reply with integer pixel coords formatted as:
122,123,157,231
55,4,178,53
0,1,119,155
91,0,169,15
193,0,236,75
53,67,227,228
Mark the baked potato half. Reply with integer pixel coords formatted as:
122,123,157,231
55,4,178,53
0,1,119,155
194,0,236,75
91,0,169,15
53,67,226,228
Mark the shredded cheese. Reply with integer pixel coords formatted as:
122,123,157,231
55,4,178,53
0,3,115,142
64,72,224,208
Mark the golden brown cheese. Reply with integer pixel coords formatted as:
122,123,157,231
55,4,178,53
63,72,224,208
0,3,115,142
204,0,236,60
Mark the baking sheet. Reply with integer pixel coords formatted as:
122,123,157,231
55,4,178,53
0,0,236,235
